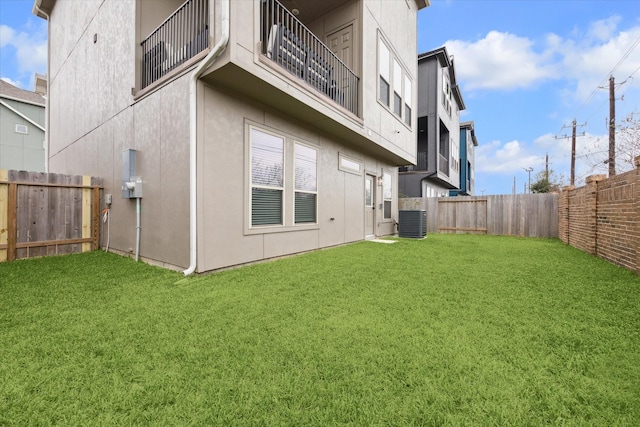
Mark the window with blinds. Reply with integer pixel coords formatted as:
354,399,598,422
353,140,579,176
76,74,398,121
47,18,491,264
294,143,317,224
251,128,284,226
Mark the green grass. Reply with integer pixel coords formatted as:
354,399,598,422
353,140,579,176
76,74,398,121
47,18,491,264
1,235,639,426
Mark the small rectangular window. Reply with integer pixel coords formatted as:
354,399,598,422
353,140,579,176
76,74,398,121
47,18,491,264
15,124,28,134
383,171,392,219
339,154,362,175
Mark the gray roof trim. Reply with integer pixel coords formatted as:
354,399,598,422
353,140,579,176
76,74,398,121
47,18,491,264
0,99,46,132
0,80,46,106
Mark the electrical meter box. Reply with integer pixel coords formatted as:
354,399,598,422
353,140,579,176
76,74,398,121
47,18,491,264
122,149,142,198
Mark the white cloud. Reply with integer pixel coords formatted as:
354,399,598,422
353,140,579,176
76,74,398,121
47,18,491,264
445,31,558,91
0,22,47,86
559,25,640,102
0,24,15,47
588,16,622,42
442,19,640,100
476,139,544,173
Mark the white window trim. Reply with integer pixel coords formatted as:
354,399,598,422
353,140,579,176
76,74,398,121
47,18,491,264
294,142,318,225
339,153,363,175
377,32,413,129
15,124,28,134
382,169,393,221
244,121,320,235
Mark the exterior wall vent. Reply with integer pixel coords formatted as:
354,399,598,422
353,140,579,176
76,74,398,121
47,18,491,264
15,124,28,134
398,210,427,238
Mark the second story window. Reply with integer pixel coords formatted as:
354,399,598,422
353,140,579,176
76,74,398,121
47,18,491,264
393,59,402,116
379,40,391,107
378,34,412,125
404,76,412,126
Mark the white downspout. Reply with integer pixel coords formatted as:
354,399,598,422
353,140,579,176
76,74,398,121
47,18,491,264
32,0,50,173
183,0,230,275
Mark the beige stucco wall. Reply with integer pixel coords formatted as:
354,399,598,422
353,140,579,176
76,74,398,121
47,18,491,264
46,0,190,268
197,84,397,271
42,0,420,271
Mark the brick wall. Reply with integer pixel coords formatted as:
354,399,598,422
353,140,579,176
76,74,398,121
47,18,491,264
558,156,640,275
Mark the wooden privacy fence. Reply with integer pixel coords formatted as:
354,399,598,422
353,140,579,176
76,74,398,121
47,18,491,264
400,193,559,238
0,170,102,262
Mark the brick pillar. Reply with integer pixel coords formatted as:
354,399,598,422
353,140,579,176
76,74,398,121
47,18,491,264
559,185,574,244
584,174,606,255
634,156,640,275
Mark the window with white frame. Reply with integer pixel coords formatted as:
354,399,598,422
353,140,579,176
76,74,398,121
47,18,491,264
294,143,317,224
382,171,392,219
251,128,284,226
379,34,412,125
404,76,412,126
393,59,402,116
249,125,320,230
451,139,459,172
378,40,390,107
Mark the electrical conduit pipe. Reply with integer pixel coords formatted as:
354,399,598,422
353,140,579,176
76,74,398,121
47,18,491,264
183,0,230,275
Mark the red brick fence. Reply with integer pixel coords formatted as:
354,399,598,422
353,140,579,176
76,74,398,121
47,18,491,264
558,156,640,275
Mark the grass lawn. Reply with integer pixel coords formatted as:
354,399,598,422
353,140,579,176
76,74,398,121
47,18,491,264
1,235,639,425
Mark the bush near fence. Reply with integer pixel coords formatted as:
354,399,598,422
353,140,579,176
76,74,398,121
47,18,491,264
0,170,102,262
559,156,640,275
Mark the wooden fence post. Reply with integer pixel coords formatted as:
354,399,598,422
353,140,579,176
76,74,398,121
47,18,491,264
0,170,7,262
82,176,91,253
92,186,100,250
7,183,17,262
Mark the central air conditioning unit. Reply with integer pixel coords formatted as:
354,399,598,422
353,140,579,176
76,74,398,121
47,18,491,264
398,210,427,238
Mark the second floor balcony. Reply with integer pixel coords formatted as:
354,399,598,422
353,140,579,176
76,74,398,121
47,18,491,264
140,0,209,89
260,0,359,116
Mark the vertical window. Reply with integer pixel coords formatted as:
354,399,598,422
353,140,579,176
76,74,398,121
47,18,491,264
251,128,284,226
404,76,412,126
379,40,390,107
383,171,392,219
294,143,317,224
393,59,402,116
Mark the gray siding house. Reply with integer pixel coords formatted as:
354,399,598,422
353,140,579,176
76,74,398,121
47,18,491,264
399,46,465,198
34,0,429,273
0,80,46,172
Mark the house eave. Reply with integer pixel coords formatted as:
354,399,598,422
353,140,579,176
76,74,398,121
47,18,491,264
32,0,56,19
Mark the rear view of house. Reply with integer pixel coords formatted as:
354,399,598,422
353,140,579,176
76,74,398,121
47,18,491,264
33,0,429,272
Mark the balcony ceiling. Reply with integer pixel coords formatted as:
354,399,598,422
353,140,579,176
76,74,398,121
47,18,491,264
279,0,347,23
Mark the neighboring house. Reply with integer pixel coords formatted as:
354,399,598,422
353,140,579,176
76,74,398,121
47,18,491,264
0,79,46,172
450,120,478,196
33,0,430,273
398,46,465,198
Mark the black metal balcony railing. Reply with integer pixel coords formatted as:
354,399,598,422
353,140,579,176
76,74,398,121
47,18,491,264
141,0,209,89
399,151,427,172
260,0,359,116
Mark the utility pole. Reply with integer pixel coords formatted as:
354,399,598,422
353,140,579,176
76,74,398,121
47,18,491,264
608,76,616,176
544,153,554,185
523,167,533,194
555,120,585,186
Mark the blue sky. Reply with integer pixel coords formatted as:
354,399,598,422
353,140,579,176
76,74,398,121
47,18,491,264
1,0,639,194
